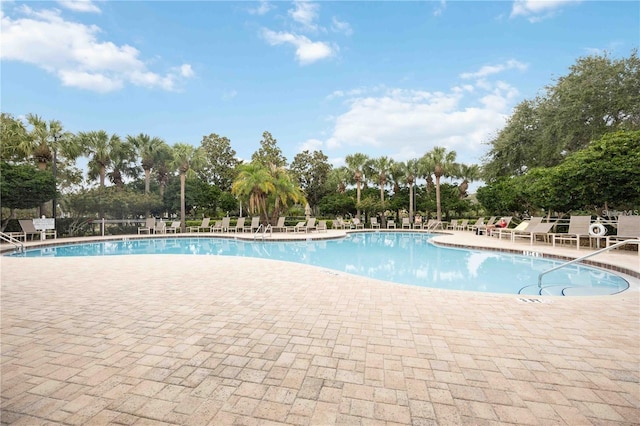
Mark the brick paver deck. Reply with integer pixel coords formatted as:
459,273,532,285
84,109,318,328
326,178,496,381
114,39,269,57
1,231,639,425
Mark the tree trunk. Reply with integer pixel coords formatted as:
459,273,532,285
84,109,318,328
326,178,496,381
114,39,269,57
180,173,186,232
435,176,442,221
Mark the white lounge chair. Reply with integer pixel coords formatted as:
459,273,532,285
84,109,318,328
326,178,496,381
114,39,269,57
370,217,381,229
248,216,261,233
606,216,640,253
401,218,411,229
273,216,287,232
138,217,156,235
166,221,181,233
188,218,210,232
552,216,592,250
154,221,166,234
232,217,246,232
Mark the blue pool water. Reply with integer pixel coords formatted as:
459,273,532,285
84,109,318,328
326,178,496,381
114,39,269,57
9,232,629,296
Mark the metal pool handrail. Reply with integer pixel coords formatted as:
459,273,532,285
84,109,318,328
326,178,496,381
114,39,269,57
538,239,640,288
0,232,25,253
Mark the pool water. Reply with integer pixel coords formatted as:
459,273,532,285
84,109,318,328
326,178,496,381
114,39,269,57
10,232,629,296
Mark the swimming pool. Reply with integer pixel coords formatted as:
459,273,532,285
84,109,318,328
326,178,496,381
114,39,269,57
8,232,629,296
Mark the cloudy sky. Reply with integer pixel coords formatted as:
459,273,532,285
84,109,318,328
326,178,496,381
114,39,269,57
1,0,638,174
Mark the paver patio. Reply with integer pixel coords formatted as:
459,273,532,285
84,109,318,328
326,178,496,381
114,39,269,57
1,231,639,425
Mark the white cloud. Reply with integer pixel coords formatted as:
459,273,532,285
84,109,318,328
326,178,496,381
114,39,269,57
261,28,335,65
248,0,273,16
323,80,519,165
57,0,101,13
298,138,324,152
433,0,447,17
288,1,320,32
331,16,353,36
511,0,580,22
0,6,194,93
460,59,528,80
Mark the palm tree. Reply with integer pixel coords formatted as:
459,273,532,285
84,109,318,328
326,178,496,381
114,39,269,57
232,163,275,222
329,166,350,194
369,156,394,227
457,164,481,198
128,133,166,194
397,159,420,222
344,153,369,220
79,130,121,188
170,143,205,232
25,114,79,215
107,139,138,189
268,165,306,224
422,147,458,221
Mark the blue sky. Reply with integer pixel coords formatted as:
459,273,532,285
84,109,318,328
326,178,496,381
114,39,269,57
2,0,638,176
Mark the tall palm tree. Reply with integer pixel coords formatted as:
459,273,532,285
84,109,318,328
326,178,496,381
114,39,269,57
170,143,205,232
25,114,79,215
107,138,138,189
128,133,166,194
232,163,275,222
344,153,369,220
457,163,481,198
397,159,420,222
79,130,121,188
422,147,458,221
369,156,394,227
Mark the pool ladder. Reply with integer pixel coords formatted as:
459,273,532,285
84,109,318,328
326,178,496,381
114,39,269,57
537,239,639,288
254,224,272,240
0,232,25,253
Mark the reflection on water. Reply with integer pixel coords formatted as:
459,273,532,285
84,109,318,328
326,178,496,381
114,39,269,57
14,233,629,295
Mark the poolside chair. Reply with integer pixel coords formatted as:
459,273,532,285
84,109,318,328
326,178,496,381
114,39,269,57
306,218,317,232
188,217,210,232
512,221,555,245
220,217,231,232
138,217,156,235
495,220,529,240
486,216,513,237
333,218,346,229
468,218,484,233
248,216,261,233
552,215,592,250
387,220,396,229
476,216,497,235
447,219,458,230
231,217,246,232
401,217,411,229
273,216,287,232
456,219,469,231
413,216,423,229
508,217,543,241
317,220,327,233
210,220,223,232
288,221,307,233
19,219,56,240
352,218,364,229
606,215,640,253
370,217,381,229
166,221,181,233
154,221,166,234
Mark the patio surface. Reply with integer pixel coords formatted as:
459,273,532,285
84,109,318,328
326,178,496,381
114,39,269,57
1,230,639,425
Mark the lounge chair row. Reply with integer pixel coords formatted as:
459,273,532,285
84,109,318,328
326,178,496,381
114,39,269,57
485,215,640,252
